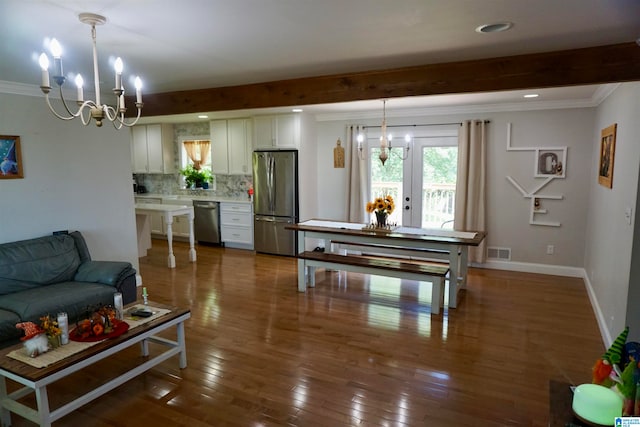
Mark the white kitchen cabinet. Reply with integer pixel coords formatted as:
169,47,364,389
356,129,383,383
210,119,252,175
253,114,299,149
131,124,175,174
220,202,253,250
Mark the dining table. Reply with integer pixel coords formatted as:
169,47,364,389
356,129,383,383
288,220,486,308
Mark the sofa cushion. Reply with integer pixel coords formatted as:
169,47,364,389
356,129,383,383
0,309,22,342
0,281,116,323
0,235,81,295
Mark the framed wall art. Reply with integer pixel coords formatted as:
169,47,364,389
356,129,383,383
598,124,617,189
0,135,23,179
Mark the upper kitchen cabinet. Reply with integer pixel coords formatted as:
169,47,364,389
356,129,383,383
210,118,253,175
131,124,175,174
253,114,300,149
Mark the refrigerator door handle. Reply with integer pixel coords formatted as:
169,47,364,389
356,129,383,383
267,156,275,212
255,216,276,222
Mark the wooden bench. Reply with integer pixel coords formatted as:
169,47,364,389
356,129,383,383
297,251,450,314
330,240,460,262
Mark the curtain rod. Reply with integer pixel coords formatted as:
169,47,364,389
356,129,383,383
361,120,490,130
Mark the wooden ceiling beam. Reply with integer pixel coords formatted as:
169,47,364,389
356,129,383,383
138,42,640,117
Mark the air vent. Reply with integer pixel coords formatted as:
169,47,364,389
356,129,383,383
487,246,511,260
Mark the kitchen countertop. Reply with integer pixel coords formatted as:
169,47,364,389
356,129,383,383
134,193,253,204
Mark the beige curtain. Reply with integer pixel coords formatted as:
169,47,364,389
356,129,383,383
454,120,487,263
183,140,211,170
345,125,369,222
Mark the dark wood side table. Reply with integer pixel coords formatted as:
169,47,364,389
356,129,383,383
549,380,589,427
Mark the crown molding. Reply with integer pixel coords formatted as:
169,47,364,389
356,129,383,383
0,81,42,97
314,98,600,122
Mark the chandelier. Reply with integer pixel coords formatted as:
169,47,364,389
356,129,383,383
357,100,411,165
38,13,143,128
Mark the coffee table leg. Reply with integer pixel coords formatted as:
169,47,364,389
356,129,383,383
177,321,187,369
35,385,51,427
0,377,10,427
140,339,149,357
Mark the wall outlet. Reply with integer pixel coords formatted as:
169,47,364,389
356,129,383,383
546,245,554,255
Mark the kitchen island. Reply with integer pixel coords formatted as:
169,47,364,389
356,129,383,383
135,203,196,268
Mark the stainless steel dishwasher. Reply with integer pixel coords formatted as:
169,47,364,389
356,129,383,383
193,200,221,244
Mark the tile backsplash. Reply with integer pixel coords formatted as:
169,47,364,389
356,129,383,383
134,172,252,199
133,121,253,199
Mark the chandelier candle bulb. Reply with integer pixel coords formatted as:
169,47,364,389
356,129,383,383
75,74,84,102
50,39,63,78
57,312,69,345
114,57,123,90
135,77,143,103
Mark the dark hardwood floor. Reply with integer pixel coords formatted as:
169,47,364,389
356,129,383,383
8,240,603,426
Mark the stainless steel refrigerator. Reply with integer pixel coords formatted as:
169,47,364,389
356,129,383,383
253,149,299,256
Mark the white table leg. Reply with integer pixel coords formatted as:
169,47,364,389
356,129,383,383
165,214,176,268
297,231,307,292
430,277,443,315
308,266,316,288
459,246,469,289
0,377,10,427
35,385,51,427
177,321,188,369
187,211,197,263
140,339,149,357
298,258,306,292
448,246,459,309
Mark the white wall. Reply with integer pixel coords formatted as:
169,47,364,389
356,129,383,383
585,82,640,344
314,107,595,269
0,92,139,271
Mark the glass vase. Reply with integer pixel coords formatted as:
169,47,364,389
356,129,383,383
375,211,388,228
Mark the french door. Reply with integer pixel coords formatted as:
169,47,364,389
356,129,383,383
367,127,458,229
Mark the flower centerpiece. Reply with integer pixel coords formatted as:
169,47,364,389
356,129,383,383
40,314,62,348
72,305,126,341
366,195,395,228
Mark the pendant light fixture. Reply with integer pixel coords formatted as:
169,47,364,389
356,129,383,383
38,13,143,128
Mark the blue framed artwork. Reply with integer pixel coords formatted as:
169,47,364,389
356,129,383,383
0,135,23,179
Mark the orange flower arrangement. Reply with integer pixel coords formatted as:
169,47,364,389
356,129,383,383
40,315,61,339
366,195,395,216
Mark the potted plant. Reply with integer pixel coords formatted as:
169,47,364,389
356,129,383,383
179,165,213,189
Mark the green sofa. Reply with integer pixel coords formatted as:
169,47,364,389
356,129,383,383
0,231,136,347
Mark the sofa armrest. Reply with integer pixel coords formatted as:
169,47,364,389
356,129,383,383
74,261,136,287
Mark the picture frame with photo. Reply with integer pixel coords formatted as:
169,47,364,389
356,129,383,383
598,124,617,189
0,135,23,179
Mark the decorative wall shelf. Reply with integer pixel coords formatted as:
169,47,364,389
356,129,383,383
505,123,566,227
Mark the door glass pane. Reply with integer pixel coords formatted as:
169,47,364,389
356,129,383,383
421,146,457,229
370,148,403,226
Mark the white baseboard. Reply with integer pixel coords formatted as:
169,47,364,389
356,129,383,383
581,272,612,347
478,260,584,277
477,260,611,347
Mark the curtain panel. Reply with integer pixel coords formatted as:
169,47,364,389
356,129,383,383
345,125,368,223
183,140,211,170
454,120,487,263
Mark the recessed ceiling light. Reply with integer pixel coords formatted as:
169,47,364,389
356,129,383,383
198,115,209,119
523,94,539,98
292,108,303,113
475,22,514,33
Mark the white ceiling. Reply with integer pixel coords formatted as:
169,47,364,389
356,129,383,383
1,0,639,119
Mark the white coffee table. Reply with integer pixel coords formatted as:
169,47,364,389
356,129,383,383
0,303,190,427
